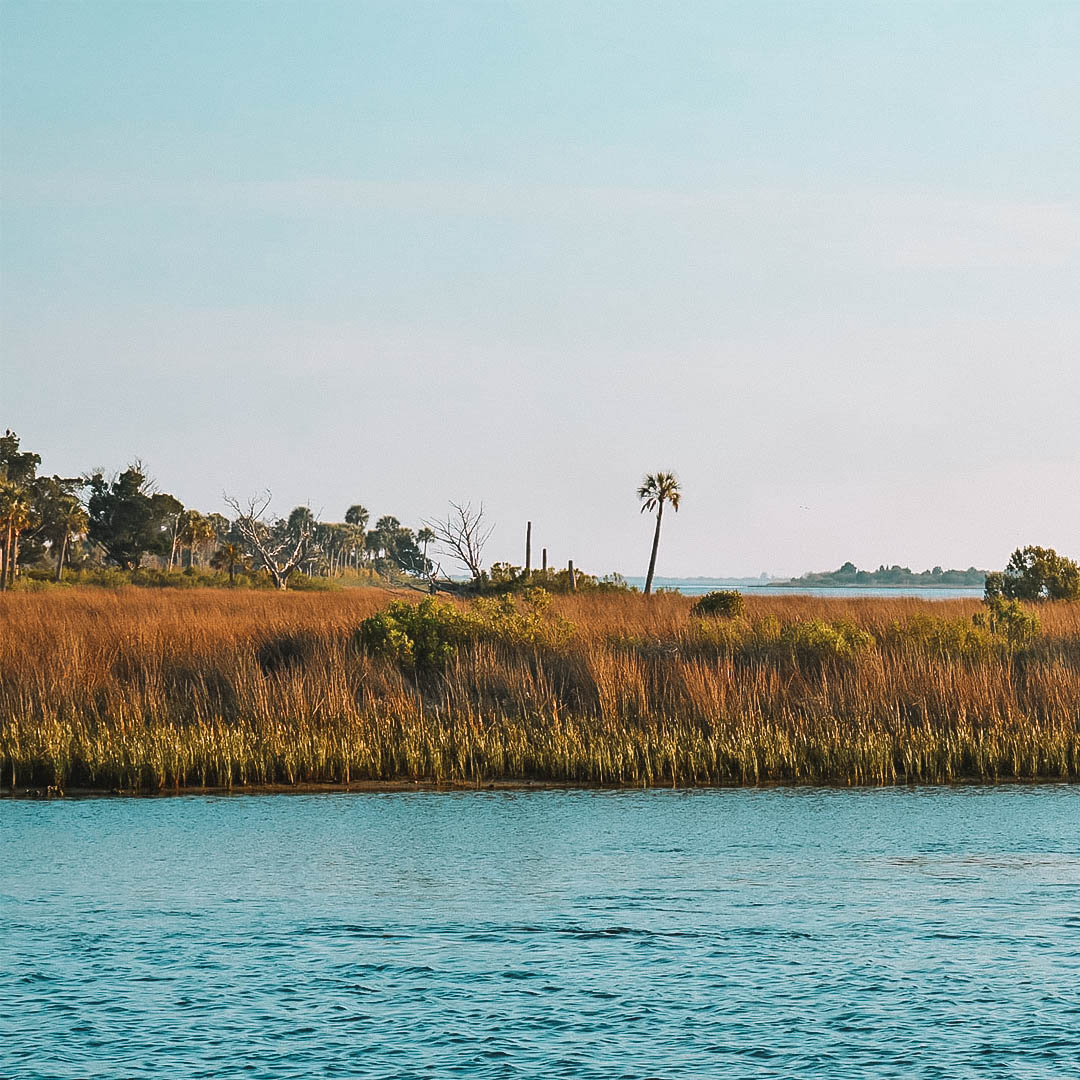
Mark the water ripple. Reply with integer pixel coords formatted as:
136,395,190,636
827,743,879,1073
3,786,1080,1078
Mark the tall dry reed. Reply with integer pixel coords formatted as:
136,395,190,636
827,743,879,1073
2,587,1079,790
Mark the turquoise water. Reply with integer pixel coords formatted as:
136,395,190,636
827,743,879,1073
627,579,985,599
3,788,1079,1078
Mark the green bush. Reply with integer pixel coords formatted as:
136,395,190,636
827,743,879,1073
692,590,744,618
983,595,1042,647
288,572,337,592
357,598,465,673
466,588,575,648
777,619,874,666
482,564,633,595
886,614,1000,658
690,615,751,653
887,601,1041,656
357,590,575,673
689,614,871,664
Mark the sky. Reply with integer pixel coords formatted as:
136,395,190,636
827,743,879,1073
2,1,1078,578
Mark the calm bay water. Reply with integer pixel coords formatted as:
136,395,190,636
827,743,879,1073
3,788,1079,1078
628,579,986,599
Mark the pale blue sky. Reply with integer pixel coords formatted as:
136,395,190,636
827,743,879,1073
3,1,1078,576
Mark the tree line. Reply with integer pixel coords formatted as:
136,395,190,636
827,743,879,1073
0,431,438,590
1,429,692,594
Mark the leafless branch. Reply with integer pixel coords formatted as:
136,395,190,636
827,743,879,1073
224,491,313,590
424,501,493,584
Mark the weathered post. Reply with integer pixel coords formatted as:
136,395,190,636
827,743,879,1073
568,560,576,591
542,548,547,572
525,521,532,579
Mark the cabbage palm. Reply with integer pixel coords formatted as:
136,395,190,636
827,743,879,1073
4,494,34,590
345,505,369,570
179,511,216,568
637,472,681,596
210,541,249,584
52,497,89,581
417,527,436,573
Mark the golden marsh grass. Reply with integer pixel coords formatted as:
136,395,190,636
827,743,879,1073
3,587,1080,791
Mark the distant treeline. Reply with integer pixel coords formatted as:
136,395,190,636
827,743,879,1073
0,429,620,594
781,562,988,588
0,429,435,590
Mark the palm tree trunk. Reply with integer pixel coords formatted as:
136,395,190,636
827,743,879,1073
56,533,69,582
2,520,13,590
643,501,664,596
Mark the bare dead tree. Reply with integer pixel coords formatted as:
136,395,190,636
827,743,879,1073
425,501,493,585
224,491,313,590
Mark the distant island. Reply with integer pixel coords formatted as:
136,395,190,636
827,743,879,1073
772,562,987,589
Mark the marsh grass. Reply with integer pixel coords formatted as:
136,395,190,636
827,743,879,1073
3,588,1079,791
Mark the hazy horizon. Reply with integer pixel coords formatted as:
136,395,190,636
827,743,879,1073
4,2,1078,578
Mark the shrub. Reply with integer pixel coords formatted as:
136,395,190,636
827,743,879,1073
886,615,1000,658
357,590,575,673
692,590,744,618
288,572,337,592
690,615,751,653
357,598,465,673
777,619,874,666
983,595,1042,648
465,588,575,648
483,565,629,595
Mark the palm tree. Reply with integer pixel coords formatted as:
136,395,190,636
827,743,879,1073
345,505,368,571
53,497,89,582
637,472,681,596
417,527,436,573
210,541,249,584
8,497,34,589
179,511,216,568
0,487,35,590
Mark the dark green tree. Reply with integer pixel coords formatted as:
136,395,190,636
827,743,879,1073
86,466,182,569
367,515,427,576
33,475,88,581
986,546,1080,602
0,431,42,589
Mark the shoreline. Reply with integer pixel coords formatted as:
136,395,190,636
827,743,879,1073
6,775,1078,800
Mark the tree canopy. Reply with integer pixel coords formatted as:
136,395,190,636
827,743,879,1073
985,547,1080,602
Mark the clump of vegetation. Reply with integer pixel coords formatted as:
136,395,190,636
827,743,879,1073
484,563,632,595
978,595,1042,647
885,614,1001,658
777,618,874,666
466,588,576,648
692,590,744,618
357,598,465,673
985,546,1080,603
357,590,576,672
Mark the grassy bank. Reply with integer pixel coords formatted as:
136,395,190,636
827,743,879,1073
3,588,1080,792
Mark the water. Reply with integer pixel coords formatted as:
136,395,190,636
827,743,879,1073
626,579,985,599
3,788,1079,1079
